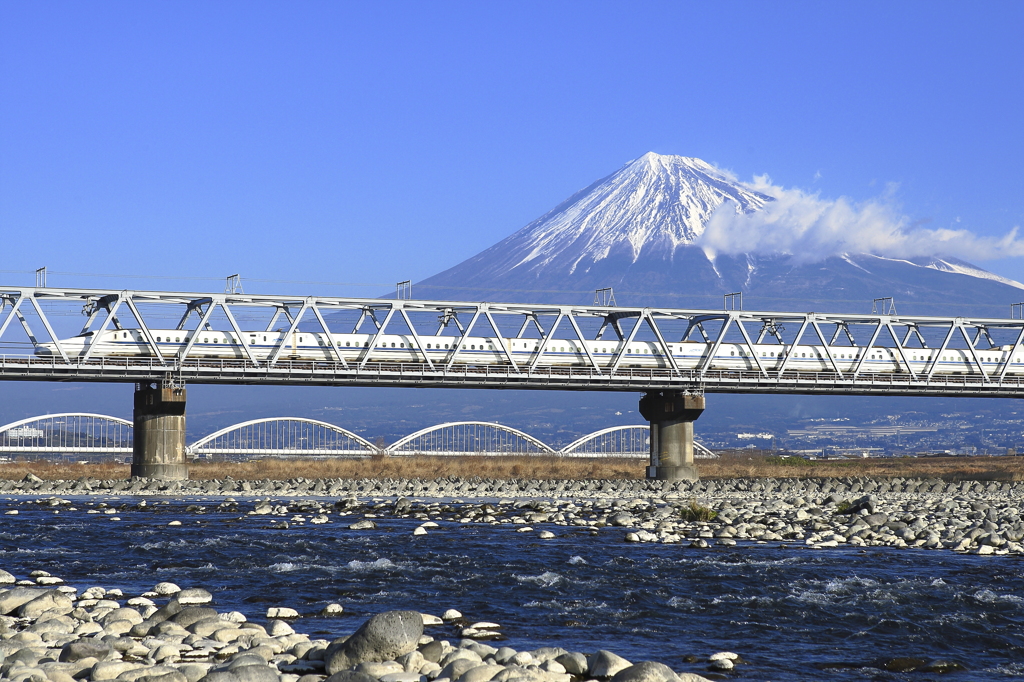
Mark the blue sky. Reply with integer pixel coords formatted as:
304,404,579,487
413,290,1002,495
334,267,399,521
2,2,1023,295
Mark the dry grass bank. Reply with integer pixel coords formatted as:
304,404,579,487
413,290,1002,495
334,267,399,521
3,453,1024,482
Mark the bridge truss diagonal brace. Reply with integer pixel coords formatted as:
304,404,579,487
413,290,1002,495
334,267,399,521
644,310,684,377
528,310,565,371
732,316,768,377
998,326,1024,381
445,308,482,370
220,298,263,368
484,309,519,373
359,306,397,369
26,295,70,363
925,323,958,380
176,298,220,365
956,321,990,382
0,293,28,348
123,296,167,366
775,317,809,375
883,321,918,379
850,319,884,380
398,305,435,371
698,314,734,378
566,308,601,375
809,318,843,378
80,295,127,363
304,303,345,369
608,312,646,375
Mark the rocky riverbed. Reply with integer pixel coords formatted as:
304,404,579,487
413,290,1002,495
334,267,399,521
1,570,732,682
3,474,1024,555
3,476,1021,679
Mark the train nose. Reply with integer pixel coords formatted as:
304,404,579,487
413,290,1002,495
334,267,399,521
34,346,53,356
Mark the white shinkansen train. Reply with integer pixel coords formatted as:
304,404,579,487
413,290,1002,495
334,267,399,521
34,327,1024,375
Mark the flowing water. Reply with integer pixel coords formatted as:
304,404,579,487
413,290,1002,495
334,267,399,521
2,497,1023,680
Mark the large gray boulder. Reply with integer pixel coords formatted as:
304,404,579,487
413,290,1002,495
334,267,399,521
587,651,632,679
610,662,680,682
174,607,220,628
19,590,73,618
326,611,424,674
60,639,115,662
0,587,49,615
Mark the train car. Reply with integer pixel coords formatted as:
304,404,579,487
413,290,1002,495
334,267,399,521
34,328,1024,376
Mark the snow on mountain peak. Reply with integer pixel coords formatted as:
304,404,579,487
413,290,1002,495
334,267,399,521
508,153,772,273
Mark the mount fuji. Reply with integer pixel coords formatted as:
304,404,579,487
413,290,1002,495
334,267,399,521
413,152,1024,317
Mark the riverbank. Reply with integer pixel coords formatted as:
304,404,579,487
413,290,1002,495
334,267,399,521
3,452,1024,482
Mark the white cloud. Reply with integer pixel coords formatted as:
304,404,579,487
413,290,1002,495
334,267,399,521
697,176,1024,263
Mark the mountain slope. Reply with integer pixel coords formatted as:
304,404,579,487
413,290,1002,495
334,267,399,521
414,153,1023,317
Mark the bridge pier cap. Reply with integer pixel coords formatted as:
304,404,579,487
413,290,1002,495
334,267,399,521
639,390,704,482
132,382,188,480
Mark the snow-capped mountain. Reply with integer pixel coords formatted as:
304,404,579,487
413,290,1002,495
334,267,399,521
413,153,1024,317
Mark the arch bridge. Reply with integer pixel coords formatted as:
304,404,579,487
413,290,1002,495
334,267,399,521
386,421,555,457
0,413,132,458
185,417,378,458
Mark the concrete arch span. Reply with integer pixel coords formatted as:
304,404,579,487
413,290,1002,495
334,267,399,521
186,417,379,458
387,421,555,456
0,413,133,455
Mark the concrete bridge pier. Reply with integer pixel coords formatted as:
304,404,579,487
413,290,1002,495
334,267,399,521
639,391,704,481
132,382,188,480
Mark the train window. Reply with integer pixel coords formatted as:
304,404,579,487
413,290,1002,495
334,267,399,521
250,340,255,345
176,338,180,343
400,343,405,348
391,343,396,348
203,338,208,343
445,344,450,349
364,342,369,347
801,353,806,358
730,351,735,356
263,336,267,342
770,352,775,357
156,337,161,342
299,337,303,343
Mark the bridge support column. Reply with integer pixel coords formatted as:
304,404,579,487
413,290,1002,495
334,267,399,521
639,391,704,481
132,383,188,480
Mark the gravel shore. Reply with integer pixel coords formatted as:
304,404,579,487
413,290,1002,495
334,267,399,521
4,474,1024,555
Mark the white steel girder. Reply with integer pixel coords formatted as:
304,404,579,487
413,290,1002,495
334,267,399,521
6,286,1024,396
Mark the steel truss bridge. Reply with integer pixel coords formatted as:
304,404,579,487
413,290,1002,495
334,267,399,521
3,285,1024,396
0,415,717,460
